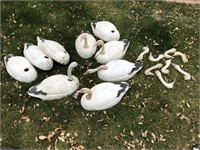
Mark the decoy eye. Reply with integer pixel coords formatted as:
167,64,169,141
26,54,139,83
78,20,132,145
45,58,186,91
44,56,49,58
111,30,115,33
24,68,29,72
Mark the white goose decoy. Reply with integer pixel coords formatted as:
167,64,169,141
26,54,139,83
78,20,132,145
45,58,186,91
84,59,142,82
23,43,53,70
28,62,79,100
75,30,97,59
91,20,120,42
37,36,70,65
94,39,130,64
4,54,37,83
74,82,129,111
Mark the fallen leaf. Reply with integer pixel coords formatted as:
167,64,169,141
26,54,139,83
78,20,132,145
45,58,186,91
38,135,47,140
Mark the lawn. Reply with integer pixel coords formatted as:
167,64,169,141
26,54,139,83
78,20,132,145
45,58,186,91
1,1,199,149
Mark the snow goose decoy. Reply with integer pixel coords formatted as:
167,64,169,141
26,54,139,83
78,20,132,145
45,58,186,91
23,43,53,70
84,59,142,82
91,20,120,42
74,82,129,111
37,36,70,65
94,39,130,64
4,54,37,83
75,30,97,59
28,62,79,100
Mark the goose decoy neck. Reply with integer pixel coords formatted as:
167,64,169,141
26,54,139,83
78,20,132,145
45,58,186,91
95,40,105,54
81,30,90,34
80,88,92,100
67,62,78,81
84,65,108,75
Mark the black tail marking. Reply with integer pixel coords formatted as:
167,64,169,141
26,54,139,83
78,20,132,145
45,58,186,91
114,82,129,97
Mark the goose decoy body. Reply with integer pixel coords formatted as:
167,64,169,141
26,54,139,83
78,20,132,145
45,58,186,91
192,144,200,150
4,54,37,83
74,82,129,111
28,62,79,100
23,43,53,70
75,30,97,59
84,59,142,82
94,39,130,64
91,20,120,42
37,36,70,65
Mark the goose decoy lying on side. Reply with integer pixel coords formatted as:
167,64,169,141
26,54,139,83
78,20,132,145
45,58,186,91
74,82,129,111
94,39,130,64
28,62,79,100
75,30,97,59
37,36,70,65
84,59,142,82
91,20,120,42
4,54,37,83
23,43,53,70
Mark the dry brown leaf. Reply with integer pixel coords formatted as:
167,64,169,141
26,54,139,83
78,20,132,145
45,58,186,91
114,136,118,141
141,130,148,138
38,135,47,140
180,114,190,124
159,134,166,142
47,145,51,150
130,130,134,136
58,136,65,142
19,105,25,114
97,146,102,149
77,145,85,150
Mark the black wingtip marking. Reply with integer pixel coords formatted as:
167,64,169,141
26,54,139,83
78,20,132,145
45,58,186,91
28,84,47,96
26,43,34,49
122,39,130,51
91,20,97,29
129,62,142,75
38,36,45,42
81,30,90,34
192,144,200,150
4,54,13,64
114,82,129,97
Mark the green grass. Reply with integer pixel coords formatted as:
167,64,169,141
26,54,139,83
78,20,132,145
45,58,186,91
1,1,199,149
